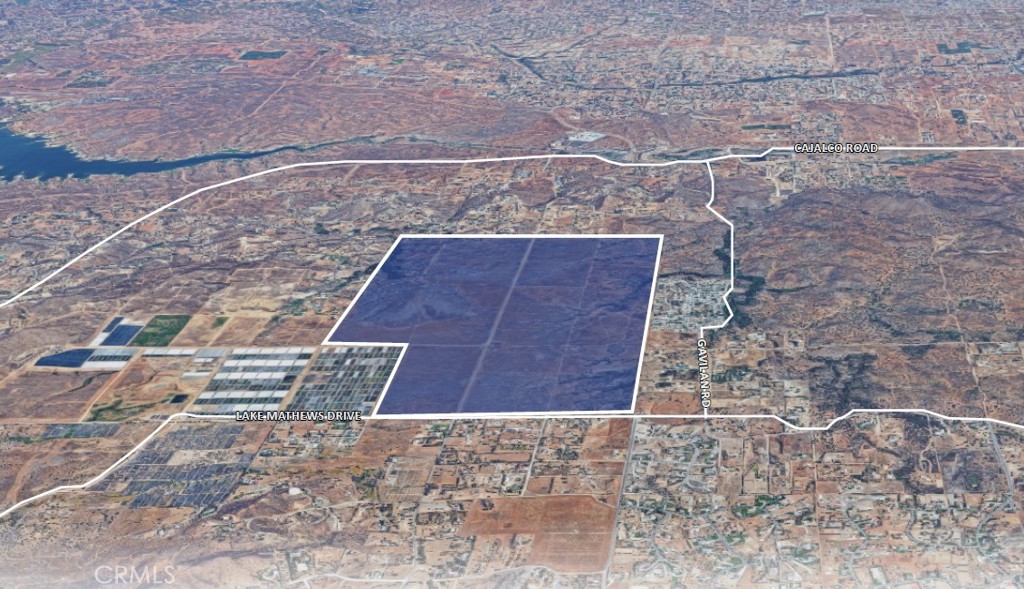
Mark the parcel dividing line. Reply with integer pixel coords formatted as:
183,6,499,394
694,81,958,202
3,144,1024,521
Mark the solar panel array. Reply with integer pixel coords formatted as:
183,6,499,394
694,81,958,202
101,324,143,346
92,424,250,510
34,348,94,368
287,346,401,412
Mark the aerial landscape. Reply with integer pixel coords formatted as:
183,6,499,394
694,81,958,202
2,1,1024,588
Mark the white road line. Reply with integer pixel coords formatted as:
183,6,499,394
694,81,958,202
364,408,1024,432
697,161,734,341
2,406,1020,521
0,412,234,520
877,146,1024,152
3,142,1024,521
646,408,1024,433
4,143,1019,311
0,149,788,310
695,162,734,417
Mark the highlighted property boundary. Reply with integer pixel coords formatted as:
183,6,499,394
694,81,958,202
321,234,664,419
5,144,1024,522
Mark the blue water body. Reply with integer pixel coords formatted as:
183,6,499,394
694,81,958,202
0,124,324,181
329,236,661,415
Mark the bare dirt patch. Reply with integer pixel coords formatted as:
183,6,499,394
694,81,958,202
462,495,615,573
0,371,116,421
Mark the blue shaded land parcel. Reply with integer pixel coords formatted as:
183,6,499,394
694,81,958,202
101,324,142,346
328,236,660,415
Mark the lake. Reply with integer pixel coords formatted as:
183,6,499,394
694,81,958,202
0,125,322,181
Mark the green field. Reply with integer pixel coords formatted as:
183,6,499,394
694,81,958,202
88,398,157,421
131,315,191,346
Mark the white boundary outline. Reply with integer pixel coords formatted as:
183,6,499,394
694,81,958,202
321,234,664,419
633,235,664,414
366,344,410,417
321,234,408,347
6,145,1024,520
